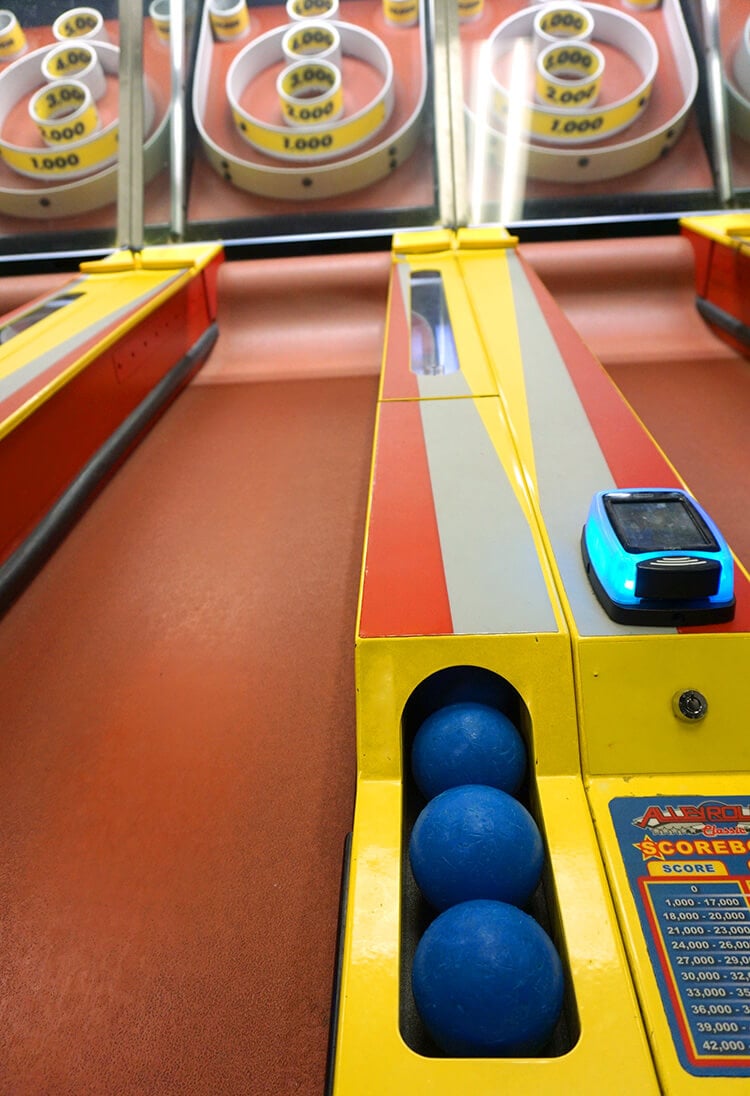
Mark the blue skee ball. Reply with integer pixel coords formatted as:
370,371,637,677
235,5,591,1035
409,784,544,911
411,702,526,800
412,899,565,1057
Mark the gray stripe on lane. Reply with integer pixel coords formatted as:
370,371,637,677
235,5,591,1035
417,372,474,399
505,252,675,637
419,395,559,636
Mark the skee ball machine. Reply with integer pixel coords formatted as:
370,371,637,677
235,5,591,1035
1,1,750,1094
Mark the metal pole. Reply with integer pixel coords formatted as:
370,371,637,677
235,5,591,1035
701,0,734,206
169,0,187,239
117,0,145,250
431,0,463,228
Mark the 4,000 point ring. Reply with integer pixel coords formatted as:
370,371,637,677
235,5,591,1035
0,41,154,179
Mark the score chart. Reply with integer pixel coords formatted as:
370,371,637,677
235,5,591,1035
611,796,750,1077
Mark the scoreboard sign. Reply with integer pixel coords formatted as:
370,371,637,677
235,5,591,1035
611,796,750,1077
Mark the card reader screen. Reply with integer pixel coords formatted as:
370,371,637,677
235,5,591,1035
606,496,717,553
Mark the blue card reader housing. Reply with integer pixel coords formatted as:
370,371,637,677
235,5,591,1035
581,489,736,626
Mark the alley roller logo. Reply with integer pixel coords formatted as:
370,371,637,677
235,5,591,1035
632,802,750,869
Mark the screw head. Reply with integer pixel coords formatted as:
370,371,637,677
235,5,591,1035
673,690,709,722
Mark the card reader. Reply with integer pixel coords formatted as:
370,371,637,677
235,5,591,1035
581,488,735,625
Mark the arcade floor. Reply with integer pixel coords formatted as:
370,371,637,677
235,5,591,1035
0,234,748,1095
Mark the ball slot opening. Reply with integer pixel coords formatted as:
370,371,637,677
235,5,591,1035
398,665,579,1059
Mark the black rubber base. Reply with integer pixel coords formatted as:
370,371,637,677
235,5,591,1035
696,295,750,350
581,529,735,627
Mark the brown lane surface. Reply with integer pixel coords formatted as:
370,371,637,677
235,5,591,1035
0,372,378,1096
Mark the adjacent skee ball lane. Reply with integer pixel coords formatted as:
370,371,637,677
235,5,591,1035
0,243,223,615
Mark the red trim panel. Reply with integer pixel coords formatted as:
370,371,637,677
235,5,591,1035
359,400,452,637
380,266,420,402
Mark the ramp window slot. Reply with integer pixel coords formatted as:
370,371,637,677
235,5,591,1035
0,291,84,346
410,270,460,376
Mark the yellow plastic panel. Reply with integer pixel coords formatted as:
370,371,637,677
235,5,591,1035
79,242,222,273
680,215,750,247
456,226,519,249
355,633,578,781
333,752,658,1094
392,229,455,255
577,632,750,777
